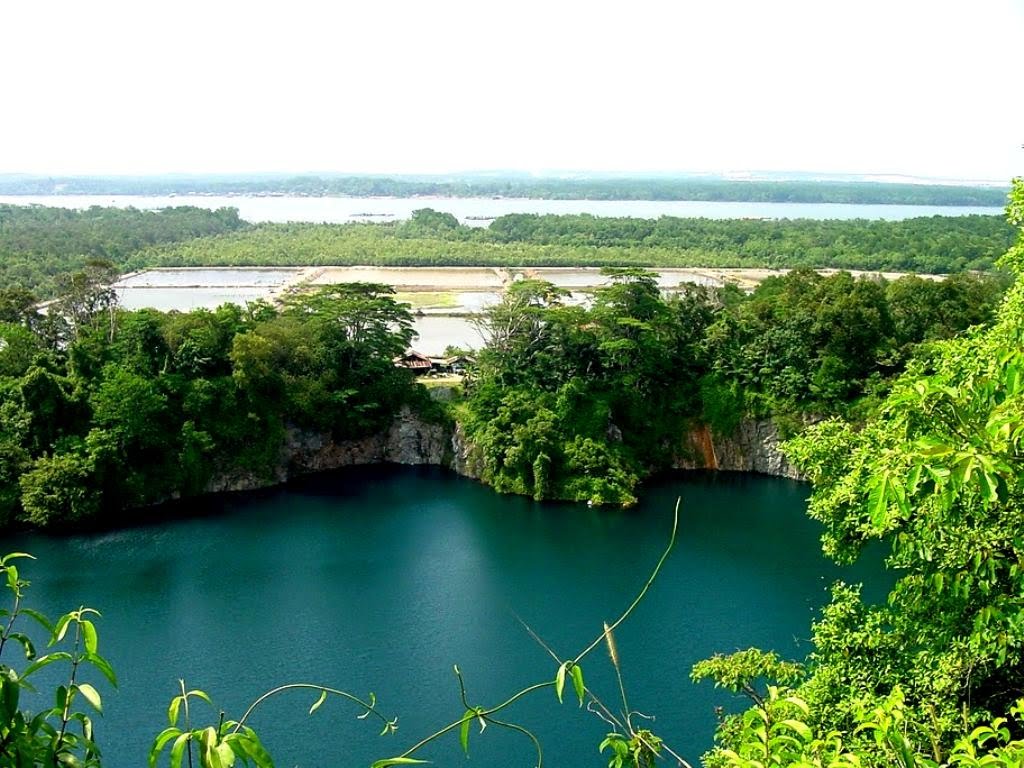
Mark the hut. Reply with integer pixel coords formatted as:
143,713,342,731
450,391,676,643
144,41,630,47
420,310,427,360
393,351,433,375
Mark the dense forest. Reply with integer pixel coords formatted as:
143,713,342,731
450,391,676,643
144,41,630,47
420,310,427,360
0,205,246,298
0,173,1010,205
0,280,435,529
132,210,1014,275
1,206,1013,306
456,267,1005,505
0,260,1004,528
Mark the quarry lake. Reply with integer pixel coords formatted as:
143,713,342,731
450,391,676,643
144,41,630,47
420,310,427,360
7,466,882,768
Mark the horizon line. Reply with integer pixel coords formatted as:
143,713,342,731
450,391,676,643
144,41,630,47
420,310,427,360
0,169,1013,188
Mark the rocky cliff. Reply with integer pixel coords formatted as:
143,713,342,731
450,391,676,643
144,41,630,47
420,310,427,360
206,407,452,493
206,410,801,496
673,420,802,480
449,422,483,480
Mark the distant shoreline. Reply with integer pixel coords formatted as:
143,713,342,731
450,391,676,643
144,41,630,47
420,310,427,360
0,193,1006,228
0,174,1010,207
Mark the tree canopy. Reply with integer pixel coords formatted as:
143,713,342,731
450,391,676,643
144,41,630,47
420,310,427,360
691,178,1024,767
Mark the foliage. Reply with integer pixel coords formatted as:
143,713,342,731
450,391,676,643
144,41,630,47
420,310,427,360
0,205,245,299
461,264,1003,504
0,221,1005,521
694,179,1024,767
460,272,714,504
0,283,422,530
697,686,1024,768
0,553,116,767
130,212,1015,275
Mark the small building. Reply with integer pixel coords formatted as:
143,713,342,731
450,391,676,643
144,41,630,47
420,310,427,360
393,351,433,375
438,354,476,374
395,351,477,376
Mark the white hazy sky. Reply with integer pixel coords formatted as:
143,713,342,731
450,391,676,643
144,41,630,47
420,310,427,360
1,0,1022,181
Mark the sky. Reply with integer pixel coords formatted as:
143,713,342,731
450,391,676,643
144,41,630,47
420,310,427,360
1,0,1022,181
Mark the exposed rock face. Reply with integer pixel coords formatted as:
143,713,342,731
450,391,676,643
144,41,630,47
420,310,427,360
383,408,449,465
206,410,801,497
206,407,452,494
450,422,483,480
674,420,803,480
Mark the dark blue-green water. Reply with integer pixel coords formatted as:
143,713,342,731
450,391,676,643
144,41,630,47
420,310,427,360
4,467,881,767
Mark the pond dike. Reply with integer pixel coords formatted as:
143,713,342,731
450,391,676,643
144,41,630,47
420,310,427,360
205,409,802,495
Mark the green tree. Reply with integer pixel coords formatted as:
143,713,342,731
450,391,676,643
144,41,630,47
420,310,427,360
53,260,119,341
0,324,43,379
19,451,99,527
698,179,1024,765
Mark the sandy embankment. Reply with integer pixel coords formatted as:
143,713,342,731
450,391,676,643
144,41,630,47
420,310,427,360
304,265,943,293
310,267,508,291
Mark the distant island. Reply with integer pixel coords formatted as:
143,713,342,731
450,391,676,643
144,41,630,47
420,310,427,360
0,171,1011,207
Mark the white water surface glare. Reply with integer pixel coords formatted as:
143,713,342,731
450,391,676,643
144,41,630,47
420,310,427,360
0,194,1005,223
7,467,886,768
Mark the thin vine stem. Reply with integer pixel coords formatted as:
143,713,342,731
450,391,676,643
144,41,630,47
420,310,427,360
54,621,83,765
396,682,554,760
0,591,21,659
181,680,194,768
513,610,626,733
453,664,471,710
573,498,679,666
231,683,391,734
483,714,544,768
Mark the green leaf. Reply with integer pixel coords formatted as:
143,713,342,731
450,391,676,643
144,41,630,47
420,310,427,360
906,464,923,492
168,696,182,727
84,652,118,687
309,689,327,715
916,438,953,457
570,664,585,706
150,727,183,768
357,691,377,719
370,758,430,768
2,671,20,713
867,479,888,528
77,683,102,713
780,718,812,741
978,471,999,505
1,552,35,564
460,709,473,756
215,741,236,768
21,608,53,633
80,620,98,655
236,731,274,768
201,726,220,768
53,614,73,644
170,733,190,768
9,632,36,660
22,652,73,678
784,695,811,715
555,662,567,703
78,712,94,743
187,689,213,706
